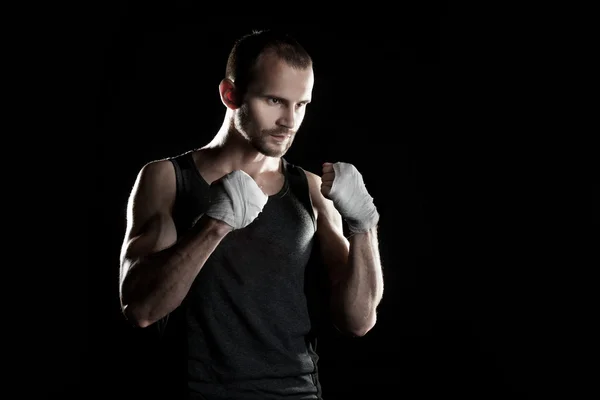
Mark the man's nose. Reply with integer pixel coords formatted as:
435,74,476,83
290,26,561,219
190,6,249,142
277,106,296,129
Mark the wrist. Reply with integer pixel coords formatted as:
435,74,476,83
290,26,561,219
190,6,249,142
345,204,379,234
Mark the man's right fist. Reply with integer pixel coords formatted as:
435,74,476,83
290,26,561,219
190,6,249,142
204,170,268,230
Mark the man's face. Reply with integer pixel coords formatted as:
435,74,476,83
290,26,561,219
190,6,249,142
234,52,314,157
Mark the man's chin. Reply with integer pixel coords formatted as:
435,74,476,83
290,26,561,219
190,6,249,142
254,143,288,158
260,149,287,158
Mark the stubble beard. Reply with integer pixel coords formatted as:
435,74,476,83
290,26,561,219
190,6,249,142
252,132,294,158
235,106,294,158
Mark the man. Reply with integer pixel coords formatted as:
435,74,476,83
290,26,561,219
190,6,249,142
118,29,384,400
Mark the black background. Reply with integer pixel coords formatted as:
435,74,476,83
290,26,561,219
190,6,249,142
48,2,586,399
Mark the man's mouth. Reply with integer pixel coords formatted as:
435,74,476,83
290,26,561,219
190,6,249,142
270,133,290,141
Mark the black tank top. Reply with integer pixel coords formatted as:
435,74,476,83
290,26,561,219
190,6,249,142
157,151,330,400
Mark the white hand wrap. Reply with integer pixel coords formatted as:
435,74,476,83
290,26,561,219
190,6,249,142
205,170,268,230
329,162,380,233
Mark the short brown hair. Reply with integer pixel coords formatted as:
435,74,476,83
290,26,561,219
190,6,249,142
225,29,312,99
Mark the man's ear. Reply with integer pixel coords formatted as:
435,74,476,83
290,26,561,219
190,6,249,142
219,78,240,109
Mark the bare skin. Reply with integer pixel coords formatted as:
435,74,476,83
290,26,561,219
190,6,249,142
305,168,383,336
118,159,232,328
119,50,383,336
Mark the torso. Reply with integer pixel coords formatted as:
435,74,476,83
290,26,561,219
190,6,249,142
164,149,324,396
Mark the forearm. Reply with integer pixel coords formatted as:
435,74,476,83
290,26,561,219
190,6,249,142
331,227,383,336
122,216,231,327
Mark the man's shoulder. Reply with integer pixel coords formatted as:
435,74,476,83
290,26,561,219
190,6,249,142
283,158,318,179
283,159,322,200
289,162,320,185
135,149,197,183
144,148,202,172
164,148,197,162
135,158,176,186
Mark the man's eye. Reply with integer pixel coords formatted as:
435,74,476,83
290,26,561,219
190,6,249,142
268,98,280,104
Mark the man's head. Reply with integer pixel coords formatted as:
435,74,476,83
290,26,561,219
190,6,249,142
220,29,314,157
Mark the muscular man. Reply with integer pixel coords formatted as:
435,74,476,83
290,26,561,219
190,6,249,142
119,29,384,400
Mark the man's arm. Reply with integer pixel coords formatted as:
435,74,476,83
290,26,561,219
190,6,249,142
119,160,232,328
305,171,384,337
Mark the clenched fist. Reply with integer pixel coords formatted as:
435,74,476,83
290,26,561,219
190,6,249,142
205,170,268,230
321,162,379,233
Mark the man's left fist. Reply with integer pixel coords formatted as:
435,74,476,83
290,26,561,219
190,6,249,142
321,162,379,233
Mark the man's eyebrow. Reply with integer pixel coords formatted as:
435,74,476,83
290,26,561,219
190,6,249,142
263,94,311,104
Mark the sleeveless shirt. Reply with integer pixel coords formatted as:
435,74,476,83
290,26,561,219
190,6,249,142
156,151,331,400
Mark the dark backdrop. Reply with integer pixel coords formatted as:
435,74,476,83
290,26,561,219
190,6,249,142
67,3,553,399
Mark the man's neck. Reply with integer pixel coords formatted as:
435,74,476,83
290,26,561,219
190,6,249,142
202,126,281,178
